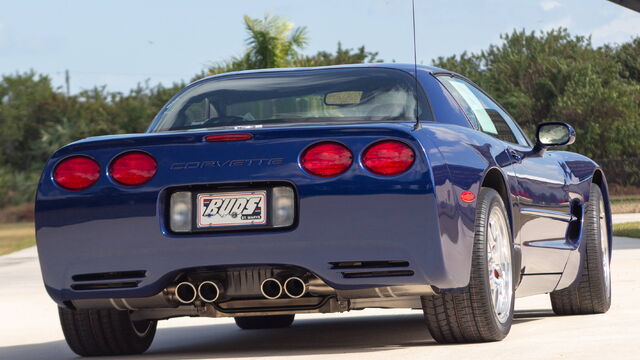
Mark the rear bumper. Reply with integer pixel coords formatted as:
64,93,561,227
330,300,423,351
35,124,476,305
36,189,469,304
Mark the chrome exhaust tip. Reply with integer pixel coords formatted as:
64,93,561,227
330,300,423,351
198,280,222,303
284,277,306,298
260,278,283,299
174,282,197,304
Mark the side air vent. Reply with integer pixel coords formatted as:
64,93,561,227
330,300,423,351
329,260,409,270
71,270,146,291
71,281,140,291
72,270,147,282
567,199,584,244
342,270,414,279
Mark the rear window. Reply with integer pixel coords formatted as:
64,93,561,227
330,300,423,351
150,68,426,132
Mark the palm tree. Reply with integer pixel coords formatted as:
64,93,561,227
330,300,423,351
207,15,307,75
243,14,308,68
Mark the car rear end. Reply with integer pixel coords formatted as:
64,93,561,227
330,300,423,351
39,124,445,306
35,66,456,318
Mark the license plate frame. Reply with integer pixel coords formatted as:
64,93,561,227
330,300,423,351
196,190,267,229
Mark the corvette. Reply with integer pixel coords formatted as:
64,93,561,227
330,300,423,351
170,157,284,169
35,64,612,356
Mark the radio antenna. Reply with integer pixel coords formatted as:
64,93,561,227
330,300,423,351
411,0,420,130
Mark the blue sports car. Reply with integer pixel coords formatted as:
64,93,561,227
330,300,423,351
35,64,612,356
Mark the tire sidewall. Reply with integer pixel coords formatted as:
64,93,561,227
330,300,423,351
474,188,515,336
590,185,612,310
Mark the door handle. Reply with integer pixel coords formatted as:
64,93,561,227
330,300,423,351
509,149,522,162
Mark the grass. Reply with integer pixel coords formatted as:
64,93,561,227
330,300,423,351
613,221,640,239
610,195,640,214
0,222,35,256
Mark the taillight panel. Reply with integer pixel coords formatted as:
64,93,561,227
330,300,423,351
53,156,101,190
109,151,157,186
300,139,415,178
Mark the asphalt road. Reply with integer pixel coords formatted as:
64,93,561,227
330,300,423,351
1,238,639,360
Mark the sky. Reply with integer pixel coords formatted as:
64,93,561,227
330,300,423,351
0,0,639,94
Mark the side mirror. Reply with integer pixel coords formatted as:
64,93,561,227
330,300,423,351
534,122,575,152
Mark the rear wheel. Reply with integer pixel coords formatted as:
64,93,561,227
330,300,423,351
550,184,611,315
58,307,156,357
422,188,515,343
234,314,295,330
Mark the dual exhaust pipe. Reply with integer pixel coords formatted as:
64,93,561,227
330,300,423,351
171,276,306,304
261,276,306,299
173,280,222,304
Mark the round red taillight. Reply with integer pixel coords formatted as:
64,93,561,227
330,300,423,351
109,152,157,186
53,156,100,190
362,140,415,176
300,142,353,177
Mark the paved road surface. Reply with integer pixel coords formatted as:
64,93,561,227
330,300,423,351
612,213,640,224
1,238,639,360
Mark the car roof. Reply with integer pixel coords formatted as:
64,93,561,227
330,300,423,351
196,63,454,83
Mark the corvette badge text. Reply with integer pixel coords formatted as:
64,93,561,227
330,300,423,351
170,158,284,170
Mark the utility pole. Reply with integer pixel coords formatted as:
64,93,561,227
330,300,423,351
65,69,70,96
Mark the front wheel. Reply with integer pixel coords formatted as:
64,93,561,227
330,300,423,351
422,187,515,343
550,184,611,315
58,307,156,357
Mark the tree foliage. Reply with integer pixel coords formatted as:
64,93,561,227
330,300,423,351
295,42,382,67
0,73,183,207
203,15,380,77
612,38,640,84
0,24,639,208
0,14,384,208
433,29,640,163
206,15,307,75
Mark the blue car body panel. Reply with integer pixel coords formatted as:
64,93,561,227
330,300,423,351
35,64,609,306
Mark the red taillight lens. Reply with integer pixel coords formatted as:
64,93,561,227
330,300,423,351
362,140,415,176
301,142,353,177
109,152,157,186
53,156,100,190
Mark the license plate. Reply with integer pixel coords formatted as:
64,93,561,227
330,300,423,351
197,191,267,228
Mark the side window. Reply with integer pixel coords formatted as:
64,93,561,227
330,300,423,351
438,76,528,145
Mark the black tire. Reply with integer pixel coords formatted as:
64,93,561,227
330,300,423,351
422,188,515,343
234,314,295,330
58,307,157,357
550,184,611,315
